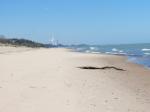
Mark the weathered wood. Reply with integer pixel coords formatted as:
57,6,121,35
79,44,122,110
78,66,126,71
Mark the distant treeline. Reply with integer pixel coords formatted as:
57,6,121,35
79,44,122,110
0,37,47,48
0,35,66,48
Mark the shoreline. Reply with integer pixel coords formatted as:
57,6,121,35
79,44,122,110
70,48,149,70
0,45,149,70
0,46,150,112
0,45,149,73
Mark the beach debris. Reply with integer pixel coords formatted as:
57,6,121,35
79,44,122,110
78,66,125,71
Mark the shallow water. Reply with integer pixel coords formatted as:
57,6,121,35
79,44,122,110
70,43,150,68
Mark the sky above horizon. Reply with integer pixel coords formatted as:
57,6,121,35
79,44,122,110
0,0,150,45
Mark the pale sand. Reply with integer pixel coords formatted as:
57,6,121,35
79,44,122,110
0,46,150,112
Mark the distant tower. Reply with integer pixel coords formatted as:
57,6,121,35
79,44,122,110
56,40,59,46
49,33,58,46
49,33,54,45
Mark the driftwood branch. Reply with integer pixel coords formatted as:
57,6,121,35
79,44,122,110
78,66,126,71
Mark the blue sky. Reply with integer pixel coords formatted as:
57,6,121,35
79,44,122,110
0,0,150,44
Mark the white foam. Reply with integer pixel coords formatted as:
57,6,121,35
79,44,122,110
118,52,127,55
85,50,90,53
91,52,101,54
105,52,111,54
112,48,118,52
119,50,123,53
105,52,126,55
142,48,150,51
90,47,95,50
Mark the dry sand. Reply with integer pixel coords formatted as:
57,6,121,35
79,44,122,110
0,46,150,112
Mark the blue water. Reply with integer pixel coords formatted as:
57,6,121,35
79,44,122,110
70,43,150,68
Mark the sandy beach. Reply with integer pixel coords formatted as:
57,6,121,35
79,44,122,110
0,46,150,112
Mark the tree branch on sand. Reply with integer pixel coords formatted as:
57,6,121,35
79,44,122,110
78,66,126,71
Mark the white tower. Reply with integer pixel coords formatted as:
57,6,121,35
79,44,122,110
49,33,58,46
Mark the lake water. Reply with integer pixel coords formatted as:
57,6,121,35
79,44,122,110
70,43,150,68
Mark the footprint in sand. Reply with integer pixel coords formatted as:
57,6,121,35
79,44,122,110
29,86,47,89
64,81,72,88
105,100,108,103
90,104,96,107
66,99,70,106
41,86,46,88
10,73,14,77
29,86,37,88
114,97,119,100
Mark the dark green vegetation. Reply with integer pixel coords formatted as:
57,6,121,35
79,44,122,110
0,35,49,48
0,35,67,48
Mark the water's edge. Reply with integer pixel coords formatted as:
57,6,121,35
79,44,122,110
69,44,150,68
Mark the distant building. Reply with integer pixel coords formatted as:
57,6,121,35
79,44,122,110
48,34,59,47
